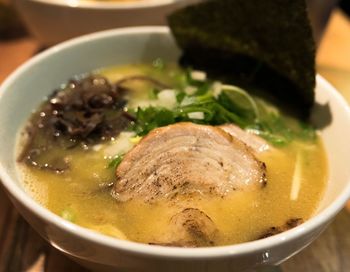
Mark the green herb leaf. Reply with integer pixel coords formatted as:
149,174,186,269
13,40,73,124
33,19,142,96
61,209,75,222
108,154,124,169
148,88,160,100
152,58,166,70
133,107,176,136
129,67,316,147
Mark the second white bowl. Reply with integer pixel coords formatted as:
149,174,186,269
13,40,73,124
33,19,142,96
14,0,200,46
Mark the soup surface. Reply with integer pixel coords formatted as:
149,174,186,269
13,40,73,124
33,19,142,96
17,62,328,246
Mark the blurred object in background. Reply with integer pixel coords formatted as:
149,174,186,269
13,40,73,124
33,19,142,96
340,0,350,16
12,0,201,46
0,0,26,40
307,0,339,45
10,0,340,47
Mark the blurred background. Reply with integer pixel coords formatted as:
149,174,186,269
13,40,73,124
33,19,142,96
1,0,350,271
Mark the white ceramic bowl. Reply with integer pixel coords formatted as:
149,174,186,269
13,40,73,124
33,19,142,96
1,27,350,272
13,0,200,46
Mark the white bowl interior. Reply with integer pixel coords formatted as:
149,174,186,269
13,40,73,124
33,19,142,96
0,27,350,259
311,77,350,212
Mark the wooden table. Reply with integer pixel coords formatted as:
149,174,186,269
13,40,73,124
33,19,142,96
1,8,350,272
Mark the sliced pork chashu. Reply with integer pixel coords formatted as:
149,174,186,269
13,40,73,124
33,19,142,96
219,124,270,153
152,208,218,247
112,122,267,203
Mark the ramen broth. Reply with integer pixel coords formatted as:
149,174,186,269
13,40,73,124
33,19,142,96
17,63,328,246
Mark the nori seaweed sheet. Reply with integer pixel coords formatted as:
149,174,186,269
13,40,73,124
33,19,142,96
168,0,316,117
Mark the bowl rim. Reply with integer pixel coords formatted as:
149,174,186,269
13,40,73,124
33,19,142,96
1,26,350,259
25,0,186,10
